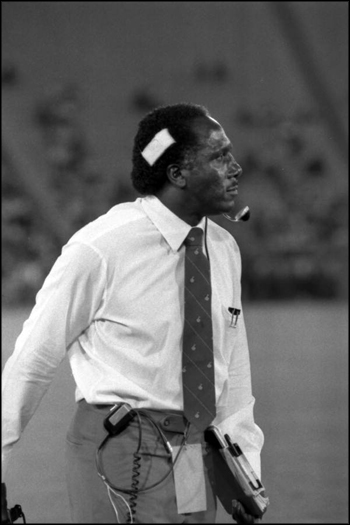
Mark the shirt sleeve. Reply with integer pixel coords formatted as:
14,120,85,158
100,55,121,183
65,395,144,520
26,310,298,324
212,236,264,479
213,311,264,478
1,241,107,477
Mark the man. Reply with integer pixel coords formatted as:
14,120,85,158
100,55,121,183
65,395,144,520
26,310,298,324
2,103,265,523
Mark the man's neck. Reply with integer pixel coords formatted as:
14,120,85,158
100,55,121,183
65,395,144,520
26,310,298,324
155,192,203,226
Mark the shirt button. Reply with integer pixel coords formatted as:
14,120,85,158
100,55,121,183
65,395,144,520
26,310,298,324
163,418,170,427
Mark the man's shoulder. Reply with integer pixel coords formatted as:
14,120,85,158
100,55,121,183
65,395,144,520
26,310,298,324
68,198,146,245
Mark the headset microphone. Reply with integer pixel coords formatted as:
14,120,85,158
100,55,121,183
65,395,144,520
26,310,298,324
223,206,250,223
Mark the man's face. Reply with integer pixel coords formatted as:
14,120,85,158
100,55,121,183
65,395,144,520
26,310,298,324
183,116,243,216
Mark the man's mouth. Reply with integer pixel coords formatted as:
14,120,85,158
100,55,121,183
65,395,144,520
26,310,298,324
227,185,238,194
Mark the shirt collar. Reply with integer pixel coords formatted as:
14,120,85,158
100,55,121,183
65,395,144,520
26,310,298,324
141,195,206,252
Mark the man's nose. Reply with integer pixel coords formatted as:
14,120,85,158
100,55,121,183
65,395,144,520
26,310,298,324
228,157,243,179
233,163,243,179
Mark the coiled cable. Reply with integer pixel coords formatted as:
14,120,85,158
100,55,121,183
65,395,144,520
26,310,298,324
128,451,141,522
127,412,142,522
95,410,188,522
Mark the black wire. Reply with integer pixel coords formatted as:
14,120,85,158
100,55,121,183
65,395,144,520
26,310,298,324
127,412,142,521
129,413,187,493
128,452,141,521
95,412,189,496
137,412,171,451
134,411,143,454
204,216,209,259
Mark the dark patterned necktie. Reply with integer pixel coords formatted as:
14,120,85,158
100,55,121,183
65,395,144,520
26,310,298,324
182,227,216,431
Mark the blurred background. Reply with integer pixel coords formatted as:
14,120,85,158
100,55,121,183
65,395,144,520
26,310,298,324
2,2,348,523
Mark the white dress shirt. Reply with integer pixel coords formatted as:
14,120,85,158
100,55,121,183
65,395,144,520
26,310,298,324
2,195,264,477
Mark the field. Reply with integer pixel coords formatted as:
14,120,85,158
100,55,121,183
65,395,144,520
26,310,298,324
1,302,348,523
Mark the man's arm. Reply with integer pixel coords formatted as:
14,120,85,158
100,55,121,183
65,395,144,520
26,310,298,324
1,242,106,476
212,305,265,523
214,308,264,477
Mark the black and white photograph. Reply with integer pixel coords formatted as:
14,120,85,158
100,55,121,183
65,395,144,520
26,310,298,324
2,2,348,523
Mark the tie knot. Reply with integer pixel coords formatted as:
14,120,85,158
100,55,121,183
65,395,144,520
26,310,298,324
185,228,203,247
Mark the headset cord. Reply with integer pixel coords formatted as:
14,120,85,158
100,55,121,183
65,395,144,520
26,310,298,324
96,413,189,522
127,413,142,522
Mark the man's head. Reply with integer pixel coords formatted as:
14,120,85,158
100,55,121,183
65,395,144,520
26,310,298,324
131,103,243,223
131,103,210,195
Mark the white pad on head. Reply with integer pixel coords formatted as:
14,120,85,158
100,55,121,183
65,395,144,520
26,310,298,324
141,128,176,166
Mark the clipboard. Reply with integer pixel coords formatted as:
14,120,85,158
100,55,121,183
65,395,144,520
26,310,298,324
204,425,270,518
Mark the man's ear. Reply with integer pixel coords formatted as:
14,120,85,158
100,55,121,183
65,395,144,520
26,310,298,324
166,164,187,189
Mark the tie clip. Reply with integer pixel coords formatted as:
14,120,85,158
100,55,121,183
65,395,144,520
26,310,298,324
228,307,241,328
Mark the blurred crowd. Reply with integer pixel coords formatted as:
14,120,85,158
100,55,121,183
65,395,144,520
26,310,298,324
2,83,348,305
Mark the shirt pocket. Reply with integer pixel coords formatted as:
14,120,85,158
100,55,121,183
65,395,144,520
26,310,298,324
217,304,240,366
221,304,241,331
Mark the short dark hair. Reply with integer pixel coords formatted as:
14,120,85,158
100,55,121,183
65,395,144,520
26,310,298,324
131,103,210,195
